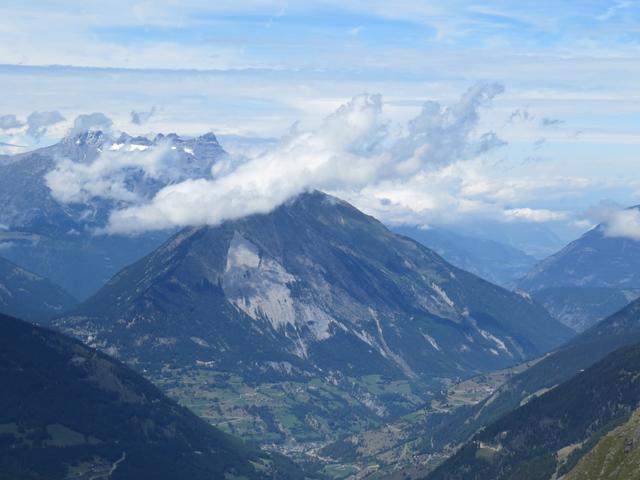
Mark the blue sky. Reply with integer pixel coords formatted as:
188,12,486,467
1,1,639,245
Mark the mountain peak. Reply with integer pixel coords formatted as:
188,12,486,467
518,205,640,292
57,130,222,151
115,132,153,146
62,129,111,147
197,131,220,143
153,132,181,143
285,189,349,211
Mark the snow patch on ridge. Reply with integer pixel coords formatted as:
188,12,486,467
108,143,150,152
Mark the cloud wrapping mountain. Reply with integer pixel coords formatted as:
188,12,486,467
588,203,640,240
69,112,113,136
0,130,226,298
46,141,179,203
104,83,506,233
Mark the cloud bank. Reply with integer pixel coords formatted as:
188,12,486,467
26,111,65,139
46,143,175,204
44,132,220,205
69,112,113,136
102,83,506,233
588,203,640,241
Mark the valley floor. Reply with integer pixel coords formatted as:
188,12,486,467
151,359,541,479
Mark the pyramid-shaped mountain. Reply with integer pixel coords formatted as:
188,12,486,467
519,207,640,291
58,191,572,383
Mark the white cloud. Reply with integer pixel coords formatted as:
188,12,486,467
26,111,65,139
103,83,506,233
587,203,640,241
43,134,225,207
69,112,113,136
332,162,572,228
22,80,620,236
45,144,169,204
503,207,568,223
604,210,640,240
